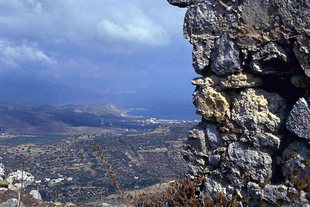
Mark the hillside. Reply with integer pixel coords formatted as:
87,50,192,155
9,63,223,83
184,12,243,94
0,124,191,203
0,103,152,134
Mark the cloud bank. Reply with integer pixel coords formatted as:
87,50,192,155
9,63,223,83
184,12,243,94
0,0,174,47
0,39,55,69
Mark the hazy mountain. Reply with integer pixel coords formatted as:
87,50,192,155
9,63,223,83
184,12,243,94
0,77,197,120
0,103,135,134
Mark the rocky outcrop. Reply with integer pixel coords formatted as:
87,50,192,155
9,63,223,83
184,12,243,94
29,190,42,200
4,198,25,207
0,163,78,207
6,170,35,190
169,0,310,206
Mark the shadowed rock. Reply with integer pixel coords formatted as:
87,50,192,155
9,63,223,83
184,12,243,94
211,33,242,76
286,98,310,140
228,142,272,183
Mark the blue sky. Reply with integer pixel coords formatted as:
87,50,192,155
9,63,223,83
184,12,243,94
0,0,197,119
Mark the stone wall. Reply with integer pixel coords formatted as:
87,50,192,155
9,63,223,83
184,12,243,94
168,0,309,206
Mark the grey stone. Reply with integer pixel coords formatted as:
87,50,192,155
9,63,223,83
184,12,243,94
293,35,310,77
221,133,238,142
4,198,25,207
262,184,290,205
300,190,310,207
251,42,288,75
208,155,221,168
228,142,272,183
167,0,200,7
282,141,310,161
0,187,8,191
211,33,242,76
290,75,310,88
191,40,213,74
187,127,207,153
183,1,237,73
246,182,262,205
100,203,112,207
183,0,238,43
29,189,42,200
275,0,310,77
0,163,5,180
226,166,247,188
6,170,35,190
275,0,310,35
188,163,204,176
282,141,310,184
205,124,224,150
286,98,310,139
240,132,281,150
237,0,281,50
284,188,310,206
204,176,233,200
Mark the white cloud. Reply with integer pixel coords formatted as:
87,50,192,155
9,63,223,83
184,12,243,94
96,19,168,46
0,0,176,47
0,39,56,69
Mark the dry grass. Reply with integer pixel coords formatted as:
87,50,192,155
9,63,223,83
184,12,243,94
132,176,238,207
92,144,130,206
92,143,238,207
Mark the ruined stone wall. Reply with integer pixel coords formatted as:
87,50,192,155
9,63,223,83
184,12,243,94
168,0,310,206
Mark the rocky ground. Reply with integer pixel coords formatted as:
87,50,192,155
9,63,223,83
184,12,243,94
0,164,77,207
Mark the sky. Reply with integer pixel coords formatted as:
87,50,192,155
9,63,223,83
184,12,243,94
0,0,198,119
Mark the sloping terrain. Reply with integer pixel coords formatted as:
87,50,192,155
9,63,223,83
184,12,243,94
0,103,147,134
0,124,190,203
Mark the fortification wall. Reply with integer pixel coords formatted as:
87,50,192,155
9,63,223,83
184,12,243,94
168,0,310,205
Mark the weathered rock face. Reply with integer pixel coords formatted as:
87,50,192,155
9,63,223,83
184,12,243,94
169,0,310,205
